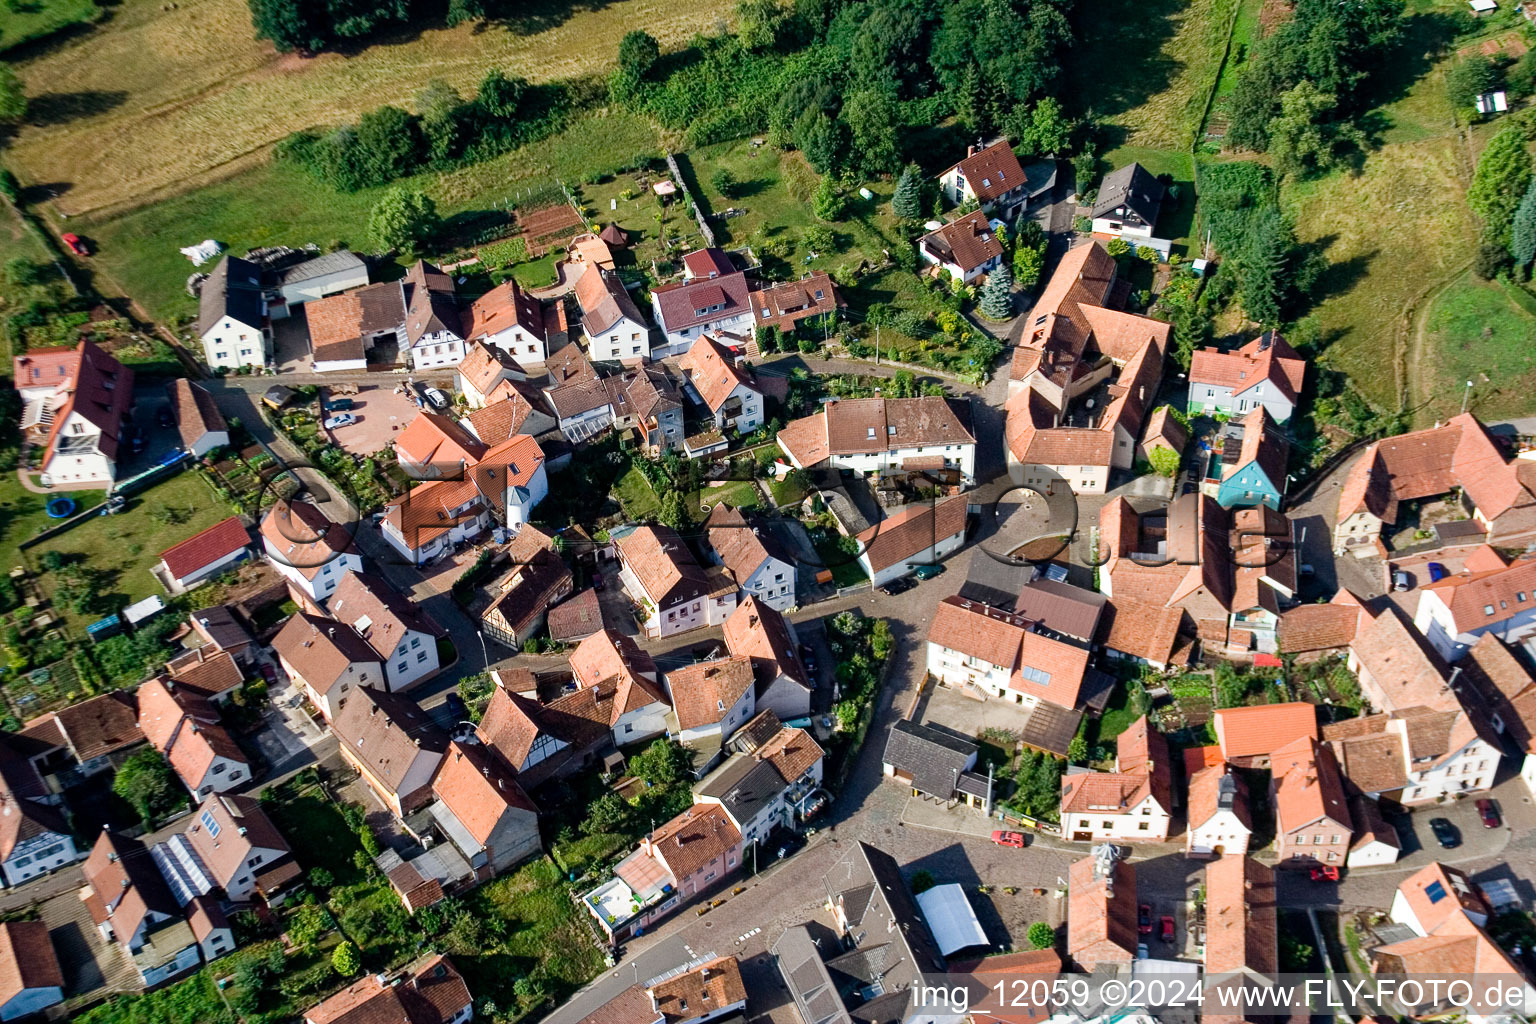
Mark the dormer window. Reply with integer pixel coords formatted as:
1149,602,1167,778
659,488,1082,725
1485,605,1495,615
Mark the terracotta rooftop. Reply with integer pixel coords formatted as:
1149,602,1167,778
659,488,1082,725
166,378,227,449
919,210,1003,274
158,516,250,582
1213,702,1317,760
855,495,968,574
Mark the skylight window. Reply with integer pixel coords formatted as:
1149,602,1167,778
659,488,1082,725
201,810,221,838
1020,666,1052,686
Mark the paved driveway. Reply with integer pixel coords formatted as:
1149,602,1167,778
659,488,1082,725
328,385,421,457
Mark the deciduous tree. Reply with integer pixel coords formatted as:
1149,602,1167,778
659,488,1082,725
368,188,440,255
0,66,25,124
1469,124,1534,246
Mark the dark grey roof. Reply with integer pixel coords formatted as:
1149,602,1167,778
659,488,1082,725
959,553,1032,610
190,605,252,651
773,924,855,1024
1091,163,1165,224
357,281,406,334
1023,160,1059,198
955,771,992,798
1435,519,1488,543
695,754,784,826
881,720,976,798
279,250,366,285
1079,669,1117,714
1014,579,1107,642
198,255,264,337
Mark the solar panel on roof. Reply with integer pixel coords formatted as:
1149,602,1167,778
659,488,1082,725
1425,880,1447,903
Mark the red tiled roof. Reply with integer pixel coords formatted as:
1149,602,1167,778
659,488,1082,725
856,495,968,573
679,335,758,413
1189,331,1306,404
159,516,250,581
463,279,544,345
431,741,537,844
167,378,227,448
943,140,1028,203
919,210,1002,273
1213,702,1318,760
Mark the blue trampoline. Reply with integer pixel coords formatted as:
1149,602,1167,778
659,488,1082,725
44,497,75,519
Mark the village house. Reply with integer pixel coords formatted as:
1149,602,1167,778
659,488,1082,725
198,255,270,370
474,678,613,788
581,803,743,944
332,686,448,818
607,367,685,453
381,477,490,566
664,656,757,754
155,516,253,592
153,793,300,906
425,741,541,881
1412,550,1536,661
460,278,550,366
701,505,797,612
777,396,977,487
938,139,1057,221
1066,846,1138,972
461,386,555,446
162,647,244,703
1059,716,1172,842
1333,413,1536,556
678,335,764,436
13,341,134,487
270,250,368,315
575,266,652,363
1457,634,1536,797
166,378,229,457
881,719,989,809
547,587,602,644
693,719,825,844
857,496,970,587
400,261,466,370
568,629,671,745
303,953,473,1024
303,291,372,372
1185,765,1252,857
1212,702,1318,769
1090,163,1168,258
1203,855,1277,980
393,413,486,481
651,249,754,354
82,831,200,987
546,375,616,442
480,525,574,650
1270,735,1353,868
748,272,840,337
258,500,364,601
1005,242,1169,494
917,210,1004,283
721,597,813,721
1099,596,1191,672
1137,405,1188,466
137,679,249,799
618,525,739,638
36,690,143,777
0,920,64,1020
0,788,75,890
1324,703,1500,807
822,842,949,1012
328,570,443,691
1188,332,1307,424
647,956,747,1024
454,341,528,409
1345,597,1451,713
271,611,384,721
925,595,1098,713
1346,794,1401,867
1203,407,1290,510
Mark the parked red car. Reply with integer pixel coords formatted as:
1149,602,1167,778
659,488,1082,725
61,233,89,256
1310,865,1340,882
990,830,1025,849
1477,799,1501,829
1138,904,1153,935
1160,916,1175,942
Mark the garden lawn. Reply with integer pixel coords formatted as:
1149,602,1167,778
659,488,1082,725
29,470,232,629
507,253,559,290
263,786,367,887
692,479,763,514
73,969,232,1024
1092,682,1137,745
768,475,808,507
1419,272,1536,423
9,0,726,215
0,473,104,577
572,170,708,276
811,530,868,588
613,466,661,522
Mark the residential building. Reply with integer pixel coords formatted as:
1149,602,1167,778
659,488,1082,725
303,954,472,1024
137,679,249,799
1412,551,1536,661
332,687,448,818
882,719,990,809
1204,407,1289,510
82,831,199,987
917,210,1004,283
185,896,235,964
1278,596,1363,664
1323,707,1499,806
1270,735,1352,867
461,387,555,445
1090,163,1167,256
156,516,253,591
0,920,63,1020
0,793,75,889
1014,579,1108,642
617,525,738,638
42,690,143,776
1333,412,1536,556
1059,716,1172,842
1188,332,1307,424
381,477,491,566
1212,702,1317,769
328,570,444,692
427,741,541,880
401,261,466,370
394,412,487,480
773,927,855,1024
271,611,385,721
166,378,228,457
650,251,754,354
547,587,603,644
546,376,616,442
607,367,684,453
1005,242,1169,493
568,629,671,745
1100,596,1190,672
693,722,824,843
455,341,527,409
153,793,300,905
304,291,372,372
475,680,613,788
856,495,969,587
1185,765,1251,857
163,647,244,703
1346,598,1452,713
721,597,812,721
480,525,574,650
1066,846,1137,972
777,396,977,487
1392,862,1489,936
1137,404,1188,465
272,250,368,312
748,272,840,336
575,267,651,363
581,804,743,944
938,139,1056,220
14,341,133,487
701,505,796,612
1346,794,1401,867
665,657,756,751
678,335,763,435
1203,855,1276,978
198,255,269,370
468,433,549,531
1459,634,1536,797
925,595,1097,712
646,956,747,1024
258,500,364,601
461,278,549,365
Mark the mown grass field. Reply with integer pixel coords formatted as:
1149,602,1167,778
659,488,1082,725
7,0,731,215
1420,272,1536,422
74,111,663,324
0,0,98,53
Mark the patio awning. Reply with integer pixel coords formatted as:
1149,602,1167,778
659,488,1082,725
914,883,987,955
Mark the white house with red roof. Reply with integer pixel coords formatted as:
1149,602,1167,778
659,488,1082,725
1187,331,1307,423
258,500,364,602
460,278,549,365
1412,550,1536,661
328,570,445,691
155,516,253,592
381,478,490,566
856,495,969,587
1060,717,1173,842
937,139,1055,221
137,679,250,799
776,396,977,487
427,741,541,879
678,335,763,436
617,525,738,638
650,250,754,355
13,341,134,487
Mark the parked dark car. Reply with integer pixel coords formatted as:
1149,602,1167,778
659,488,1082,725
156,405,175,429
1429,817,1461,849
1138,904,1153,935
775,832,807,860
1427,562,1449,582
799,644,817,674
879,577,915,596
444,692,469,722
324,397,356,412
1476,799,1501,829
